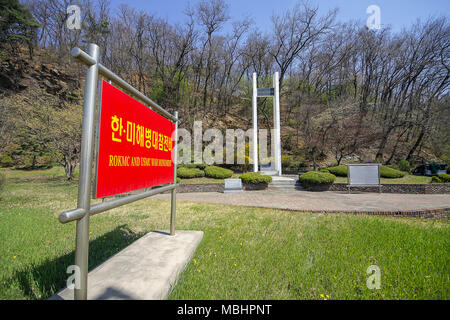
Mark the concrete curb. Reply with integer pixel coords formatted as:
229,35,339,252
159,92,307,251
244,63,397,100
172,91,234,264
50,230,203,300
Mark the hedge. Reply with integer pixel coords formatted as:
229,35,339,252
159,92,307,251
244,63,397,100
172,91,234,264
324,165,405,179
239,172,272,184
432,174,450,183
379,166,405,178
176,167,205,179
204,166,233,179
182,163,207,170
398,160,411,173
325,166,348,177
299,171,336,186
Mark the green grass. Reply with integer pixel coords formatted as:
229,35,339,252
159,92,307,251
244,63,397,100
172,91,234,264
335,174,432,184
170,213,449,300
0,166,77,180
0,168,448,300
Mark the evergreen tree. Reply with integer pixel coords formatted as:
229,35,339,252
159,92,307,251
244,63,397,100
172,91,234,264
0,0,40,58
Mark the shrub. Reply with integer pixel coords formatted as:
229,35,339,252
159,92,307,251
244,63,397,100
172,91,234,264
176,177,181,184
182,163,207,170
398,160,411,173
325,165,405,179
441,154,450,170
239,172,272,184
176,167,205,179
437,174,450,183
299,171,336,186
0,172,5,191
0,154,14,167
431,176,442,183
379,166,405,178
432,174,450,184
281,155,293,168
326,165,348,177
388,163,400,171
204,166,233,179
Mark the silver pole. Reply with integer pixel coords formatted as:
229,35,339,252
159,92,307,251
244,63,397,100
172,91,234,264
273,72,282,176
170,111,178,236
71,48,177,123
59,184,177,223
252,73,258,172
74,43,100,300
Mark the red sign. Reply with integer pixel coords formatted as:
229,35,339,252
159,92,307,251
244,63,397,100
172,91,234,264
95,80,175,198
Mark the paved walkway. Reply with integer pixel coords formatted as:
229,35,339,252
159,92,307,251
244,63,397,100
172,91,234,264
155,190,450,213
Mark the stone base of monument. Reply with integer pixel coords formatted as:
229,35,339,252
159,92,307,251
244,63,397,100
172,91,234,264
50,230,203,300
260,170,279,176
268,176,300,190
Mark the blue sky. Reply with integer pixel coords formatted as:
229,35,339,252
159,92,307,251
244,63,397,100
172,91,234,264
108,0,449,34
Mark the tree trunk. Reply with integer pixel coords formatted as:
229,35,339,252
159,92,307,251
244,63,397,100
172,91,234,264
406,129,425,162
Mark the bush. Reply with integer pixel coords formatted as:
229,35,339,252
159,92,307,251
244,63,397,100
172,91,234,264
431,176,442,183
432,174,450,183
299,171,336,186
281,155,293,168
204,166,233,179
176,167,205,179
440,154,450,170
176,177,181,184
182,163,207,170
388,163,400,171
379,166,405,178
326,165,348,177
0,172,5,191
398,160,411,173
239,172,272,184
437,174,450,183
325,165,405,179
0,154,14,167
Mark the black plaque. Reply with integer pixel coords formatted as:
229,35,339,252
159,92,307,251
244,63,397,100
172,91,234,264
257,88,274,97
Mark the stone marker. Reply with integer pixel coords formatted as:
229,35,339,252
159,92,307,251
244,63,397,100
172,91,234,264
224,178,243,193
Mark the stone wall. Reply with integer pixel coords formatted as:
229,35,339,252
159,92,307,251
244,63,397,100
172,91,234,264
176,183,224,193
329,183,450,194
138,182,450,195
174,183,269,193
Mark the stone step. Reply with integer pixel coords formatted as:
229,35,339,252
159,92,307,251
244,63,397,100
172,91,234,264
270,180,296,185
268,185,305,190
260,170,278,176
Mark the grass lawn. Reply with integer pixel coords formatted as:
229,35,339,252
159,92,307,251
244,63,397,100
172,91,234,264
0,167,448,300
335,174,432,184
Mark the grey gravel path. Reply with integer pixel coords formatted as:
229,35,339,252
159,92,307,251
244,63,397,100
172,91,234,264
154,190,450,212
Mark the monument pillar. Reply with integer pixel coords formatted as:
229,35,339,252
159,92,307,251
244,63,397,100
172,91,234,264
252,72,258,172
252,72,282,176
273,72,282,176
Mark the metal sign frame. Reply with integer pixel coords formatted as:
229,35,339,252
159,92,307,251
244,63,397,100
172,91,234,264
58,43,178,300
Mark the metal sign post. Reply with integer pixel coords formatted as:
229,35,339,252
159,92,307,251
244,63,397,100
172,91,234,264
74,43,99,300
60,43,178,300
252,72,282,176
